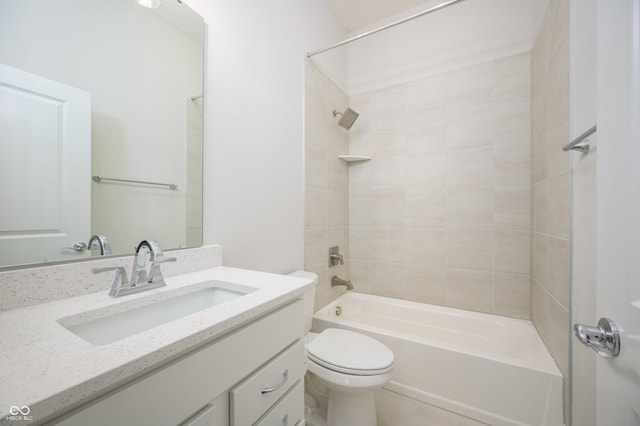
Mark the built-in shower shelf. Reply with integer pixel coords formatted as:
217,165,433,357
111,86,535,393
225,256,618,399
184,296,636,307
338,155,372,163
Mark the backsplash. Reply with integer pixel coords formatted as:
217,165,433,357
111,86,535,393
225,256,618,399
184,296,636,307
0,245,222,312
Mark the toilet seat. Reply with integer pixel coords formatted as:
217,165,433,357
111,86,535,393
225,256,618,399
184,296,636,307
306,328,393,376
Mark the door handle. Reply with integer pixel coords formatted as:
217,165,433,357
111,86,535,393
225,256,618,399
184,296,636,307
574,317,620,358
62,242,87,253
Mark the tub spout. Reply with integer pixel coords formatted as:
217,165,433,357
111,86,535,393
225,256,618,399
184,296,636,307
331,275,353,290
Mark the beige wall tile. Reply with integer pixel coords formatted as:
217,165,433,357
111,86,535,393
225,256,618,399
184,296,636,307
305,187,327,230
328,191,347,229
405,74,447,107
446,103,493,150
446,61,494,107
349,226,370,259
447,269,493,313
532,280,570,377
494,231,530,274
448,230,493,271
305,63,350,313
494,142,531,187
447,189,494,230
328,227,348,256
406,124,447,155
547,98,570,176
494,273,530,319
406,264,446,305
531,127,549,183
548,236,570,308
548,170,571,239
337,53,533,319
405,229,446,268
328,154,348,192
494,97,531,144
494,187,531,231
371,192,406,227
494,52,531,101
349,193,371,227
446,146,494,189
349,257,371,294
370,150,407,193
371,227,405,263
530,1,571,410
406,152,447,191
371,261,406,299
348,161,371,194
405,191,446,228
534,178,549,234
533,233,549,285
312,268,331,313
305,143,328,190
305,229,328,272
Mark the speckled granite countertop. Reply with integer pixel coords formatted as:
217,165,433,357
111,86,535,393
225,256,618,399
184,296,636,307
0,267,314,425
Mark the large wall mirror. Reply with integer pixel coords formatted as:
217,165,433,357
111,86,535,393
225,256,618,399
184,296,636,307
0,0,204,268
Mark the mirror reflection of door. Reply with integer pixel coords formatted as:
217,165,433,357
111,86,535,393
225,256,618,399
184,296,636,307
0,64,91,265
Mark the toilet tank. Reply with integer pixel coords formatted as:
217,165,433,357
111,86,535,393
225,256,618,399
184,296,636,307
287,271,318,333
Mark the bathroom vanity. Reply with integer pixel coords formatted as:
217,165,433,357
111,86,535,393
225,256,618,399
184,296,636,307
0,247,313,426
55,300,305,426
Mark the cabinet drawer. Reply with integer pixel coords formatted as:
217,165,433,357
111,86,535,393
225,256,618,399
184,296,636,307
231,340,304,425
255,380,304,426
180,404,215,426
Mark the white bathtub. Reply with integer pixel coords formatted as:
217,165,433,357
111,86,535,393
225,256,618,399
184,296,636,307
312,292,564,426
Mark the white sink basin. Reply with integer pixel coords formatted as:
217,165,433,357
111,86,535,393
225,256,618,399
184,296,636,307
59,282,255,345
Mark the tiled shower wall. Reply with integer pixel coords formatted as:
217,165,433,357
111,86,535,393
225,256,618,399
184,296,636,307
304,61,350,311
530,0,571,420
347,52,532,319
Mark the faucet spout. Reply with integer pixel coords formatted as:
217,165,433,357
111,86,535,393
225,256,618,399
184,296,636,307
331,275,354,290
88,234,111,255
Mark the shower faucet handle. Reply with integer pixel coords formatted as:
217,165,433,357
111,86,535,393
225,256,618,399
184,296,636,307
329,246,344,266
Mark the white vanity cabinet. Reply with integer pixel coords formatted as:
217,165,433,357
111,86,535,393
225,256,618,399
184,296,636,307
52,299,304,426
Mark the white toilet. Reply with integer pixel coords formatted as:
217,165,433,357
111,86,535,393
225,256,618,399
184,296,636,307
290,271,394,426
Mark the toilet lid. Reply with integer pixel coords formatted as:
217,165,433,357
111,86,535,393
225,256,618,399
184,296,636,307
306,328,394,375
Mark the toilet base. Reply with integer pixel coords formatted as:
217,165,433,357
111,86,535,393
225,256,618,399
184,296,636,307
327,389,376,426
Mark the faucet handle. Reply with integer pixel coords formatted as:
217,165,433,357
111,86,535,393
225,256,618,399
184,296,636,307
148,256,176,284
93,266,130,297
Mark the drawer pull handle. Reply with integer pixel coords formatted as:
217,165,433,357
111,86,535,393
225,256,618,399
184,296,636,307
261,369,288,394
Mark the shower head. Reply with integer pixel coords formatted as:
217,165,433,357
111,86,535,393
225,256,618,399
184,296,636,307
332,108,359,130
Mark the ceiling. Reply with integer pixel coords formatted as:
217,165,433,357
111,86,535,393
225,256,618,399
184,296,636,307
327,0,429,32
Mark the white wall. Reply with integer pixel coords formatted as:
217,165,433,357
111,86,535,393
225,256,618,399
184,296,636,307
183,0,347,273
347,0,533,95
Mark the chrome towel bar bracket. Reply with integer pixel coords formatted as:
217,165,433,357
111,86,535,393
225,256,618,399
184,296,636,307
563,125,596,153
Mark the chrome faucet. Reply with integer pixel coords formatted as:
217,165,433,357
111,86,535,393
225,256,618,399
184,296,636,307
331,275,353,290
130,240,176,287
93,239,176,298
88,234,111,256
